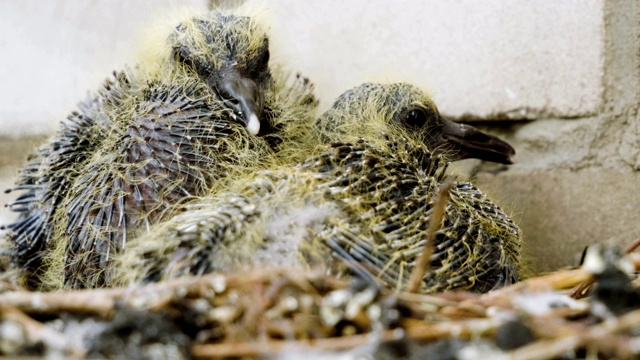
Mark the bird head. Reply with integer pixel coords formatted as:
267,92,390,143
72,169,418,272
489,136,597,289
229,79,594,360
170,12,271,135
316,83,515,164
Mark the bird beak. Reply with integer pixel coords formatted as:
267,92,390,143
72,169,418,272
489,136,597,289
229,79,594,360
434,120,516,164
212,68,265,135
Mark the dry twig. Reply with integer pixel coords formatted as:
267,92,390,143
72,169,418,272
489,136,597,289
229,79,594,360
405,179,454,293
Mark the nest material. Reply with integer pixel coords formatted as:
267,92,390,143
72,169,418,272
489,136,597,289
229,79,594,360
1,247,640,359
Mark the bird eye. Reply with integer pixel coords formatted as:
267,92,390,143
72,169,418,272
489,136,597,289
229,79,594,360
404,109,428,128
259,49,270,68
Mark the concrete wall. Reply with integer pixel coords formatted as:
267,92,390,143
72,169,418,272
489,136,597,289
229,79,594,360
266,0,604,120
1,0,638,274
474,0,640,272
0,0,604,137
0,1,208,137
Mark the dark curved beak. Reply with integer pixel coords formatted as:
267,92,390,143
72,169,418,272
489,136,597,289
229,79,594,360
211,68,264,135
434,120,516,164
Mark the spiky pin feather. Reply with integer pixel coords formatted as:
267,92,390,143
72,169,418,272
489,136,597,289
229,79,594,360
116,83,520,294
3,9,317,289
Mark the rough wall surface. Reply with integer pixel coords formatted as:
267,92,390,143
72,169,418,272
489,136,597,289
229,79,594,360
0,0,604,138
0,0,208,137
266,0,605,119
475,0,640,272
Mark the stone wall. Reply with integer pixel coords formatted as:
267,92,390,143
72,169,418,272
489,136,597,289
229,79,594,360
474,0,640,272
265,0,605,120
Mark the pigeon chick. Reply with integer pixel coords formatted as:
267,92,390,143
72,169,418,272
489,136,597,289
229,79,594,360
114,82,520,294
3,8,317,289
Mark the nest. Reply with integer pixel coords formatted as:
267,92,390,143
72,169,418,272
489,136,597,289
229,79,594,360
1,243,640,359
1,176,639,359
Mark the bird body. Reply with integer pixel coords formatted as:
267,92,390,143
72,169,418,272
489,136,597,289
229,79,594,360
115,83,521,294
3,10,317,289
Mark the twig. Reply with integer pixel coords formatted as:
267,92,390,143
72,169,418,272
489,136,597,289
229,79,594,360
570,236,640,299
394,291,460,308
624,237,640,254
479,268,591,310
501,335,584,360
0,268,341,317
191,330,404,358
502,307,640,360
192,317,499,358
405,179,454,293
0,288,122,317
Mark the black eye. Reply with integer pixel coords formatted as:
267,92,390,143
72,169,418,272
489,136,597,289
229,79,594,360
404,109,428,128
259,49,270,68
174,45,211,78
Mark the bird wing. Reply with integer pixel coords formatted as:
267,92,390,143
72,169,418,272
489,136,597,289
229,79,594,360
291,141,521,293
3,73,128,277
117,194,260,284
62,75,234,288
